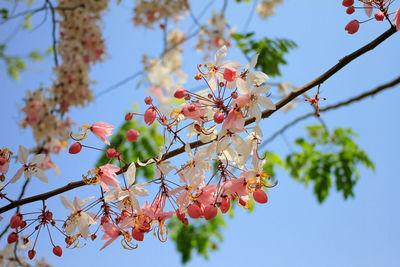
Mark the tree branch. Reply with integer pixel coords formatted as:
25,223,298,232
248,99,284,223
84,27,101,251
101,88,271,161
260,75,400,148
0,27,397,214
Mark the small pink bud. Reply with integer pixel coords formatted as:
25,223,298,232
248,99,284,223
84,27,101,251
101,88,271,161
132,228,144,241
28,249,36,260
342,0,354,7
68,142,82,154
176,210,189,225
125,112,133,121
253,189,268,204
220,196,230,214
144,97,153,105
223,66,237,82
187,203,202,219
213,112,225,124
106,148,117,159
53,246,62,257
346,6,355,14
204,205,218,220
194,72,202,80
345,20,359,34
8,232,18,244
144,107,157,126
101,216,110,225
126,129,139,142
174,88,186,99
0,158,6,165
375,11,385,21
10,213,23,229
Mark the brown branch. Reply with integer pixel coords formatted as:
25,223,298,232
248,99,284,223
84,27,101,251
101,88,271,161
0,27,397,215
260,75,400,148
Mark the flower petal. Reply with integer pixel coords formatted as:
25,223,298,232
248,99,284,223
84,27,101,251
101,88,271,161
18,145,28,164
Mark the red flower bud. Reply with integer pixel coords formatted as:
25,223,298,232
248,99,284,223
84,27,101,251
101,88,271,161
375,11,385,21
194,72,202,80
213,112,225,124
345,20,359,34
125,112,133,121
174,88,186,99
187,203,202,219
144,97,153,105
28,249,36,260
253,189,268,204
68,142,82,154
346,6,355,14
106,148,117,159
126,129,139,142
10,213,23,229
342,0,354,7
204,205,218,220
7,232,18,244
220,195,230,214
53,246,62,257
144,107,157,126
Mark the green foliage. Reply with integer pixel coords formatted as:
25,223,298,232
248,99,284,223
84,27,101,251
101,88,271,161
96,118,164,181
23,14,33,30
169,215,226,264
232,32,297,77
6,56,27,80
28,50,44,62
235,0,251,2
0,8,8,20
285,125,374,203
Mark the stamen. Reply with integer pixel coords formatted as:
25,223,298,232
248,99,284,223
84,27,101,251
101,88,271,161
70,125,91,141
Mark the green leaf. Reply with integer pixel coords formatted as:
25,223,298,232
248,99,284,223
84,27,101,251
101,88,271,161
29,51,44,62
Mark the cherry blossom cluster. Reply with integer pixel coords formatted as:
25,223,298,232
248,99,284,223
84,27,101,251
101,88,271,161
343,0,400,34
133,0,189,28
19,0,110,176
196,11,234,58
3,46,277,256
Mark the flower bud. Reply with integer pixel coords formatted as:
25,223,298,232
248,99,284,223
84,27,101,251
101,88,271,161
10,213,23,229
144,97,153,105
144,107,157,125
53,246,62,257
106,148,117,159
345,20,359,34
7,232,18,244
204,205,218,220
342,0,354,7
125,112,133,121
0,158,6,165
194,72,202,80
187,203,202,219
68,142,82,154
253,189,268,204
375,11,385,21
176,210,188,225
101,216,110,225
220,195,230,214
126,129,140,142
28,249,36,260
213,112,225,124
174,88,186,99
346,6,355,14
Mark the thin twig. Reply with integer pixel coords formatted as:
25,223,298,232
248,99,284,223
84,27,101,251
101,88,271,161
45,0,58,67
260,75,400,148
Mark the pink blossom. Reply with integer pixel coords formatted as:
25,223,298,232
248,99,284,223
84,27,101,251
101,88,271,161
0,157,9,175
213,112,225,124
253,189,268,203
10,213,23,229
222,108,245,132
98,164,120,192
345,20,359,34
182,103,205,122
91,122,114,146
346,6,355,15
142,196,174,222
395,7,400,31
223,177,249,205
223,66,237,82
100,223,120,250
144,107,157,125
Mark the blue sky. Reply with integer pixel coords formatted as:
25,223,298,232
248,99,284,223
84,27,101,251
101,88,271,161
1,0,400,266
